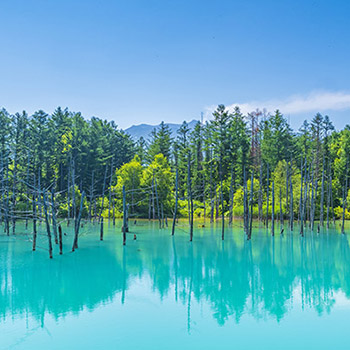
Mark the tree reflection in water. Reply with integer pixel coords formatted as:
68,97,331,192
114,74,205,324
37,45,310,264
1,220,350,328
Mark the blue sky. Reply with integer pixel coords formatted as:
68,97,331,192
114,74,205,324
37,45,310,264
1,0,350,130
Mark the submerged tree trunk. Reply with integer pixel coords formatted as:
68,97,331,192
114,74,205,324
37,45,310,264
258,164,263,222
172,168,179,236
266,164,270,228
279,187,283,228
58,224,63,255
112,190,116,226
99,164,108,222
320,156,325,227
42,190,53,259
152,177,155,220
248,171,254,240
243,168,247,234
67,165,71,226
229,164,235,225
72,191,85,251
310,169,315,231
210,159,214,223
330,170,335,225
187,154,194,241
154,178,161,228
25,151,31,229
285,162,289,223
51,189,58,244
88,171,94,222
161,203,164,229
100,217,104,240
220,161,224,240
298,158,304,225
71,158,76,224
12,147,18,235
122,185,126,245
326,161,331,229
271,181,275,236
341,160,348,234
290,171,294,231
108,157,114,219
32,193,37,251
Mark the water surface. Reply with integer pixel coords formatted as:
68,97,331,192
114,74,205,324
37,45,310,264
1,220,350,349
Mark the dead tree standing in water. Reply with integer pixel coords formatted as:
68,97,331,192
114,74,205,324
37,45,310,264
271,181,275,236
187,151,194,241
42,190,53,259
99,164,108,223
258,165,263,222
88,171,94,222
172,168,179,236
122,185,126,245
154,177,161,228
72,191,85,251
32,193,37,251
266,164,270,228
341,159,348,234
319,155,326,228
108,157,114,219
58,224,63,255
248,171,254,240
219,161,224,240
100,217,104,240
51,189,58,244
289,166,294,231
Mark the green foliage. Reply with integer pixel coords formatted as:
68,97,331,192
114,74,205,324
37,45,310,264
147,122,172,161
0,104,349,224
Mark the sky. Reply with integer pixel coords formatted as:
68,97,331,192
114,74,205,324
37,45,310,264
1,0,350,130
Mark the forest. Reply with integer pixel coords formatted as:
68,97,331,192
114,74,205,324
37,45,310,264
0,105,349,241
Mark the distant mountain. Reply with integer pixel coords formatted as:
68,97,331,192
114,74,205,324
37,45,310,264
124,120,199,140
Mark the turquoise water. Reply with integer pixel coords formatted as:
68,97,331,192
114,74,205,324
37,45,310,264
1,220,350,350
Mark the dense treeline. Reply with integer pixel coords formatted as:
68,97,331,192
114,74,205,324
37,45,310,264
0,105,349,237
122,106,350,235
0,107,134,237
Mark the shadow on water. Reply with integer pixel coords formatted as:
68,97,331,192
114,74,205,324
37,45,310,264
1,220,350,327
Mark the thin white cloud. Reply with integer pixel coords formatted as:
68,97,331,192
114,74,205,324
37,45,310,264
204,91,350,118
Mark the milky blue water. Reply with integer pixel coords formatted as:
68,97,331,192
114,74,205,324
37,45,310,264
1,220,350,350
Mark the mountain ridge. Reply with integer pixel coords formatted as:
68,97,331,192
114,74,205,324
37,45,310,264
124,119,199,140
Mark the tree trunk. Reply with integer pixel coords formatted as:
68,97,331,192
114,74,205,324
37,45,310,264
279,186,283,228
285,162,289,223
154,177,161,228
341,160,348,234
58,224,63,255
72,191,85,251
122,185,126,245
266,164,270,228
310,169,315,231
271,181,275,236
88,171,94,222
108,157,114,219
100,217,104,240
99,164,108,222
258,164,263,222
320,156,325,227
172,168,179,235
219,160,224,240
32,193,37,251
187,153,193,241
290,171,294,231
248,171,254,240
229,164,234,225
51,189,58,244
42,190,53,259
